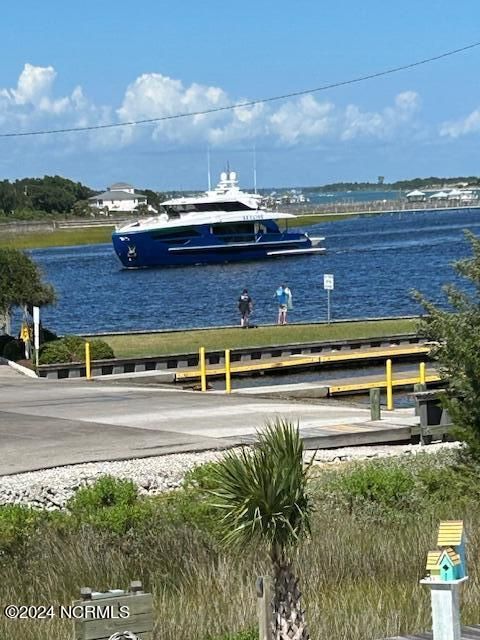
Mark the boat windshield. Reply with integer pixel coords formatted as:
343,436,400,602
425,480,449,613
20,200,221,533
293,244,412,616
161,201,255,217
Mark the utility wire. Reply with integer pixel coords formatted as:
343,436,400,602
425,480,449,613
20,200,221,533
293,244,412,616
1,40,479,139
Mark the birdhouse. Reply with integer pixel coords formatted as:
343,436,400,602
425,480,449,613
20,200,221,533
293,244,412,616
424,521,467,582
437,521,467,579
438,548,462,581
421,521,468,640
425,551,441,580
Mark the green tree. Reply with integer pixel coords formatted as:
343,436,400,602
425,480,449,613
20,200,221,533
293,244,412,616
0,249,56,333
208,420,313,640
134,202,150,216
415,231,480,458
0,180,17,214
142,189,166,212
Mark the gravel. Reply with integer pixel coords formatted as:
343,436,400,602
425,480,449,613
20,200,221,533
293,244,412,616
0,441,461,511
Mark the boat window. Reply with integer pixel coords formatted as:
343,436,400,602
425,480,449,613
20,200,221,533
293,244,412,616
151,228,200,242
213,223,255,235
162,201,254,215
211,222,256,242
205,201,253,212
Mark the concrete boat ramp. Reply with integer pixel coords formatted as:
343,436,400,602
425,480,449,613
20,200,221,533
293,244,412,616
0,359,428,475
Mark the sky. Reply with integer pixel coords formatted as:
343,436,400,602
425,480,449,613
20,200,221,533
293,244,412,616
1,1,480,190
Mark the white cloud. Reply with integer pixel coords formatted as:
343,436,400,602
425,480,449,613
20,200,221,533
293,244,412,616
117,73,231,145
11,63,56,105
0,64,422,151
440,109,480,138
268,96,335,144
341,91,420,140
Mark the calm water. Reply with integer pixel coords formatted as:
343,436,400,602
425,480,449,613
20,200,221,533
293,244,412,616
29,207,480,334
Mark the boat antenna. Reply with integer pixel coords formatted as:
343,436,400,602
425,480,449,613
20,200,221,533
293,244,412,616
253,143,257,194
207,147,211,190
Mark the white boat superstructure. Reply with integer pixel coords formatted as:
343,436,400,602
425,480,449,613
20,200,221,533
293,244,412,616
112,170,325,268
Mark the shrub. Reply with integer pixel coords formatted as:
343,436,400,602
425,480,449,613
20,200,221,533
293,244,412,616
66,476,151,535
89,338,115,360
68,476,139,513
327,460,417,515
0,505,48,556
40,327,58,344
39,335,114,364
0,334,14,357
2,339,22,362
183,461,222,491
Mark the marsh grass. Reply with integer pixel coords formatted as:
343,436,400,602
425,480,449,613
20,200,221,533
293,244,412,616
1,451,479,640
0,227,113,250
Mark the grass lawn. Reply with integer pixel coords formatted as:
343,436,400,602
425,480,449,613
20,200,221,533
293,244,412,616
95,318,419,358
0,226,114,250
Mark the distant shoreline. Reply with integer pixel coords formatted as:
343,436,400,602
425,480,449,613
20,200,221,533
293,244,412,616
1,201,479,250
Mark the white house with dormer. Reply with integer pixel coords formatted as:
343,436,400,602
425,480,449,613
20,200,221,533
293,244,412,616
89,182,152,213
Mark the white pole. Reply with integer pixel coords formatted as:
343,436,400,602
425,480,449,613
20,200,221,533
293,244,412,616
253,143,257,194
327,289,331,324
33,306,40,369
420,579,467,640
207,147,211,191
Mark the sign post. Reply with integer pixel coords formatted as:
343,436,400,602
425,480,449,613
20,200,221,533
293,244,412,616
323,274,334,323
33,306,40,370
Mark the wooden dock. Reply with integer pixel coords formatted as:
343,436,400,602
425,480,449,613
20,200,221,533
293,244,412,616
328,367,440,395
175,343,431,382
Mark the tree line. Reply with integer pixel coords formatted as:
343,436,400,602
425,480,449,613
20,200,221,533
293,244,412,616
309,176,480,193
0,175,169,219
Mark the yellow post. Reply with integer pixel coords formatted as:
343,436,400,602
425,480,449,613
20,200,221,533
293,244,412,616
225,349,231,394
85,341,91,380
386,358,393,410
199,346,207,392
419,361,426,385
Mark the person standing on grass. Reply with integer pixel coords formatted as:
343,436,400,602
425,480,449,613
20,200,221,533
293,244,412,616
275,283,291,325
238,289,253,328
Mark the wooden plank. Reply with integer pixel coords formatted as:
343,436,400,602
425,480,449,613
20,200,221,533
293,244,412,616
329,374,440,394
410,424,451,437
74,593,152,615
74,594,153,640
319,345,430,363
78,612,153,640
175,344,432,381
301,426,412,450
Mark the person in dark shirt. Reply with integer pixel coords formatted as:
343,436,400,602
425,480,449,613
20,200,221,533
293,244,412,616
238,289,253,327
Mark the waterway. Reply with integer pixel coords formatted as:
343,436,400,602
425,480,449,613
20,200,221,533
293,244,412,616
29,207,480,335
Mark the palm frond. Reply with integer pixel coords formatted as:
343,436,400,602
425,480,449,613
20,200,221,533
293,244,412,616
207,419,313,555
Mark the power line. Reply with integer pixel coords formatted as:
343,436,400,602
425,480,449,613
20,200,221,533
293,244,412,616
1,40,479,139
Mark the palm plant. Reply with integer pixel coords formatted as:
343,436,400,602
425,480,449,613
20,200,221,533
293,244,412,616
208,419,313,640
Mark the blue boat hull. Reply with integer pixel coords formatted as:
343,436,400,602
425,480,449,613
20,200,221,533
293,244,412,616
112,228,316,268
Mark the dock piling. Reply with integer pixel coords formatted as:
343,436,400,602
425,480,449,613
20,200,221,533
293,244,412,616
370,388,381,420
199,347,207,392
85,341,91,380
225,349,231,394
386,358,393,410
419,361,426,385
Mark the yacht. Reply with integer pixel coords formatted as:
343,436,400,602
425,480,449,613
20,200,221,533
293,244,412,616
112,170,325,268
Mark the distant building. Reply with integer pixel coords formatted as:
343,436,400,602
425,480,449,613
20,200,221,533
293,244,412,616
89,182,152,213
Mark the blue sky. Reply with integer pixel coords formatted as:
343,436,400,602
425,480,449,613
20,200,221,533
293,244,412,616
1,0,480,190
